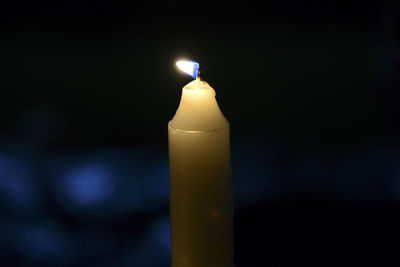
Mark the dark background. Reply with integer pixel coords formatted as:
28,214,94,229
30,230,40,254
1,0,400,266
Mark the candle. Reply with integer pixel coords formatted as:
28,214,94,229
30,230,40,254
169,60,233,267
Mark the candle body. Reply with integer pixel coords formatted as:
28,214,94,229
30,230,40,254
169,79,233,267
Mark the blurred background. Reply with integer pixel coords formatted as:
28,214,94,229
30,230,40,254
1,0,399,266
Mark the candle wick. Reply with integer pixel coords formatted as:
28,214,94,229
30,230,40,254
196,71,201,89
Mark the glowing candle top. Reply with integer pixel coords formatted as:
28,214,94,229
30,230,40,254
176,60,200,79
171,59,227,132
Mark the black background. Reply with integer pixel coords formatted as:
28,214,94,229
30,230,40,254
1,0,400,266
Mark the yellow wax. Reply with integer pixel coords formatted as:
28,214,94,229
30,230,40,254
168,78,233,267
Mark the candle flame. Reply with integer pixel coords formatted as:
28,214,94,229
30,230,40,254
176,60,199,79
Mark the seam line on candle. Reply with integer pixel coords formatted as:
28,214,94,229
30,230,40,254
168,123,228,134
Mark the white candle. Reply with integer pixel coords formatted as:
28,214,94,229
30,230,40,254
169,60,233,267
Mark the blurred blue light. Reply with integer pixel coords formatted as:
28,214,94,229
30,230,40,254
149,216,170,252
0,155,35,208
19,225,62,253
231,144,279,208
61,163,116,206
121,215,170,267
52,150,169,216
12,221,76,264
142,161,169,210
